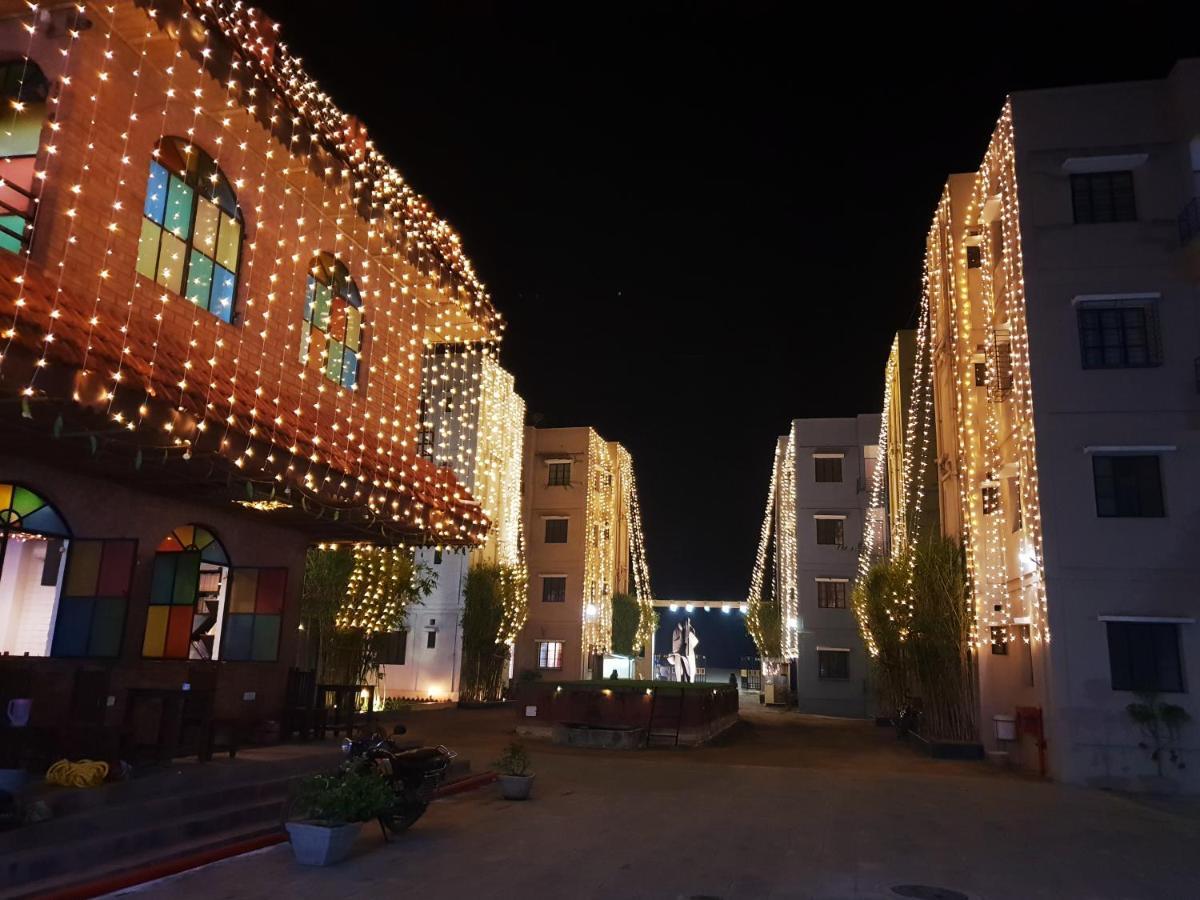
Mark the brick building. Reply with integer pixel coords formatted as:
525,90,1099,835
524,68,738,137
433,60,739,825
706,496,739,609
0,0,497,753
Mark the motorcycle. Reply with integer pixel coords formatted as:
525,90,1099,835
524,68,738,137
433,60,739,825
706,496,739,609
340,725,457,836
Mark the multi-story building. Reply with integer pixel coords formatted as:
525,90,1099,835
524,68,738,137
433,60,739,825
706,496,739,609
377,352,525,700
747,417,881,716
0,2,496,739
787,417,880,717
515,426,653,681
899,62,1200,788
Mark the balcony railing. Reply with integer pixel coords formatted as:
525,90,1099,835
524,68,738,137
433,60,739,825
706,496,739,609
1178,197,1200,246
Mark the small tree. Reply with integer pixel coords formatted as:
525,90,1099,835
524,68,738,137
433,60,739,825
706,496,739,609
301,545,434,685
300,546,356,682
852,557,908,720
460,564,522,702
610,592,639,657
907,536,976,742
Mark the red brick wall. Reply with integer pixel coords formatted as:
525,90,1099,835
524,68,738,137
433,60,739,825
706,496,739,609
0,5,468,511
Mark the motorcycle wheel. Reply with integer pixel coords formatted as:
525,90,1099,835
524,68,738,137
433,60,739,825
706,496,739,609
380,800,427,834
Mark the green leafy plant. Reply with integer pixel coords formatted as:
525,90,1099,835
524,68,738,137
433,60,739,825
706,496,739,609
494,740,532,777
460,564,524,702
610,592,639,657
290,770,395,825
1127,692,1190,776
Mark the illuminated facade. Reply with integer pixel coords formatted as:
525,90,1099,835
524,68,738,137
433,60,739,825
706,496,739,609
379,353,526,700
878,64,1200,787
515,427,654,680
747,418,881,716
0,2,496,737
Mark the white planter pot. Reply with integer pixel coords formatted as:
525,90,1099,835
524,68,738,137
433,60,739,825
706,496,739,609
499,773,534,800
285,820,362,866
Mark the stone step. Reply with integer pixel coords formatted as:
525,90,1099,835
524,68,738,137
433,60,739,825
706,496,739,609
2,795,287,894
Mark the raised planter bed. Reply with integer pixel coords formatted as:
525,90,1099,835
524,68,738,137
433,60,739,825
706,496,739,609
512,680,738,748
552,723,646,750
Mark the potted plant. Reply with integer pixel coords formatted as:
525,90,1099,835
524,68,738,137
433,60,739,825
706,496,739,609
1127,692,1190,793
285,770,394,865
494,740,534,800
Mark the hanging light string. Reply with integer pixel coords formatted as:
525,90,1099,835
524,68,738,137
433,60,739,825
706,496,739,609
79,4,154,383
1,3,84,375
28,4,112,391
745,437,781,660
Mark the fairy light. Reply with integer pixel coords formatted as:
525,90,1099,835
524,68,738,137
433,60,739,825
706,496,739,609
0,1,500,548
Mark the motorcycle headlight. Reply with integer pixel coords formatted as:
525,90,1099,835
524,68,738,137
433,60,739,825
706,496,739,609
341,739,353,755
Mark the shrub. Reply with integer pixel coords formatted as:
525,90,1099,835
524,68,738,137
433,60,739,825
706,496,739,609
290,770,395,825
494,741,531,777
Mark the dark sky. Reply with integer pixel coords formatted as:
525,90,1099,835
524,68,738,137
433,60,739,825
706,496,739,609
258,1,1199,599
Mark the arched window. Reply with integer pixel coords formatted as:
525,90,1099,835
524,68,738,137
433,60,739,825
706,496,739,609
0,60,51,254
301,251,363,390
143,524,230,660
136,137,243,323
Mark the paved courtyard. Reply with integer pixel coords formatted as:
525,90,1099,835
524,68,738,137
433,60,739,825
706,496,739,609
111,705,1200,900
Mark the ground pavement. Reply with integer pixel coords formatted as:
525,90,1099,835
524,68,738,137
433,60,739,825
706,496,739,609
108,703,1200,900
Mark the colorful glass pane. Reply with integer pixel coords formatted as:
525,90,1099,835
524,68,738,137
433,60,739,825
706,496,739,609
193,197,219,256
51,598,91,657
327,296,348,343
143,161,169,224
255,568,286,614
63,540,101,597
142,605,169,657
0,215,23,254
341,348,358,390
164,606,192,658
311,282,332,329
149,552,177,604
163,174,194,239
325,338,345,383
229,567,258,614
344,305,361,351
136,219,162,281
88,597,125,657
222,614,253,660
215,213,240,271
184,250,214,310
211,264,236,323
156,230,186,294
303,277,317,321
11,486,43,517
251,615,281,661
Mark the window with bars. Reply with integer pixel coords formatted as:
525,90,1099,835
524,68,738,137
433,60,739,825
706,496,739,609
817,649,850,680
1093,455,1164,517
1106,622,1183,692
300,251,364,391
814,457,843,483
373,630,407,665
545,518,568,543
816,580,848,609
1071,171,1136,224
815,518,844,547
542,576,567,603
537,640,564,669
136,137,242,323
548,462,571,486
1077,300,1160,369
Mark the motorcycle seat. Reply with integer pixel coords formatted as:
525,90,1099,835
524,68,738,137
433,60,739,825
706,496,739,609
392,747,446,772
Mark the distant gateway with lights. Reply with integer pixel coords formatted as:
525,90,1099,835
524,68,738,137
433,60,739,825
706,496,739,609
657,600,749,614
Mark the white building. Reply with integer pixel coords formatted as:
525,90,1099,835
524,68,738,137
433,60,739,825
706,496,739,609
748,417,880,716
376,351,525,701
913,62,1200,788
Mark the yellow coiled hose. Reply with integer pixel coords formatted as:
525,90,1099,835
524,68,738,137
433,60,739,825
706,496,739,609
45,759,109,788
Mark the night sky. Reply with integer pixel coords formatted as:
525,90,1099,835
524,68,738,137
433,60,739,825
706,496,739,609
258,2,1198,600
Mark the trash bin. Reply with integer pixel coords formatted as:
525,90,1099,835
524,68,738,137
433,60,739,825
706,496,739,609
993,713,1016,742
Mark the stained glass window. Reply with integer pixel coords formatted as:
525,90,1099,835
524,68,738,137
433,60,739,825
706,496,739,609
221,566,287,662
143,524,230,659
135,137,242,323
301,251,364,390
51,538,137,658
0,61,50,254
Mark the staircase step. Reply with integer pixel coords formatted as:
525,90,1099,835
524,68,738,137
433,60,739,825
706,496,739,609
2,796,286,894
